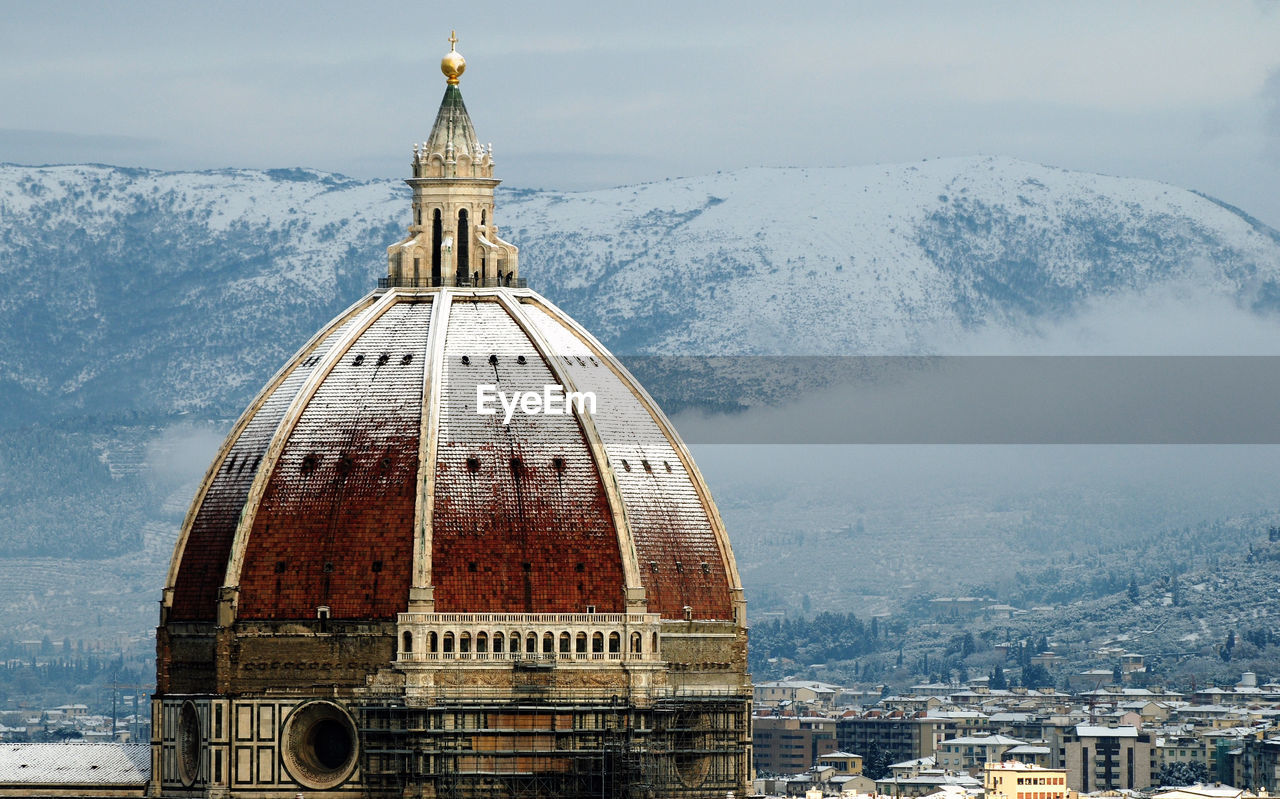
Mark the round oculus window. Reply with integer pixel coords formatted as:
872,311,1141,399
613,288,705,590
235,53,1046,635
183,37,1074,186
177,701,201,787
281,700,359,790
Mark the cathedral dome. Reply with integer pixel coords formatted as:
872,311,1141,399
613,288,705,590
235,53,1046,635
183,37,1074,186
163,286,742,623
153,35,749,799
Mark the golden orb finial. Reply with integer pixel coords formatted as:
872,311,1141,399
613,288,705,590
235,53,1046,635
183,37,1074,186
441,30,466,85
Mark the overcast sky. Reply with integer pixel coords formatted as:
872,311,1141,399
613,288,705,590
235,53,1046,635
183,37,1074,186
3,1,1280,226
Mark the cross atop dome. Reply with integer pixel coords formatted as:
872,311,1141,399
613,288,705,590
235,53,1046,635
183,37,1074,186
441,30,465,85
385,33,520,288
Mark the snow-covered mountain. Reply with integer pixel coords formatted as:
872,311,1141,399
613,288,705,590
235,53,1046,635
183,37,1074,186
4,156,1279,426
1,156,1279,640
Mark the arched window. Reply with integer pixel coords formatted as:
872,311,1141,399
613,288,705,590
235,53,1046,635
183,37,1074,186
481,209,486,226
559,632,571,655
443,632,454,653
431,209,442,284
416,208,422,227
493,632,504,654
476,632,488,653
609,632,621,654
459,632,471,654
509,632,520,654
575,632,588,654
542,633,554,655
429,632,439,653
402,631,413,654
630,632,642,654
457,209,469,284
592,632,604,653
651,632,659,654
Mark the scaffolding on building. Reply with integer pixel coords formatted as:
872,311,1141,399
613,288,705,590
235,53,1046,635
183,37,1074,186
355,690,749,799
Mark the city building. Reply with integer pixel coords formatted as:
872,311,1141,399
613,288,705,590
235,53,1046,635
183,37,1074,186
755,680,842,711
936,733,1027,773
1053,724,1155,792
753,716,838,775
0,743,149,798
817,750,864,776
149,36,750,799
875,767,982,797
983,760,1074,799
837,714,949,765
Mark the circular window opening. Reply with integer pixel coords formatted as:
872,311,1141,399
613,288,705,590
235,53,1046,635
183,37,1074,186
671,712,712,788
282,700,359,790
177,700,201,787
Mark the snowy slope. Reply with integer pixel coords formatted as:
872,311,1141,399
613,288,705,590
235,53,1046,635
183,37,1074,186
3,156,1279,427
1,156,1279,639
510,158,1280,354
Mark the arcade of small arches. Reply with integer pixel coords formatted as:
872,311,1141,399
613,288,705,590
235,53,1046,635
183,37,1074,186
395,612,662,665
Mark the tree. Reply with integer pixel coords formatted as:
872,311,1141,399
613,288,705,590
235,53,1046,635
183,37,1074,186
1221,630,1236,662
1156,761,1208,787
863,741,893,780
990,665,1008,690
1127,575,1140,603
1021,664,1053,689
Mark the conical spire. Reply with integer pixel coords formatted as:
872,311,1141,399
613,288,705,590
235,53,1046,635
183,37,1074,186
413,32,492,180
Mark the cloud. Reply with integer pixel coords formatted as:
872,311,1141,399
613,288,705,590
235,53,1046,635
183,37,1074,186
0,128,158,165
664,281,1280,445
1265,67,1280,160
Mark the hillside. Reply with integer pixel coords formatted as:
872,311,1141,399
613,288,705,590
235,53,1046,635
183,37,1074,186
1,157,1280,646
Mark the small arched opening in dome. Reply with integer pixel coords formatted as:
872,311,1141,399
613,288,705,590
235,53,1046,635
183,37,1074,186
558,632,570,655
476,632,488,653
428,632,438,653
542,633,553,655
575,632,587,655
442,633,454,653
651,632,659,654
631,632,642,655
592,632,604,654
509,632,520,653
431,209,442,283
459,632,471,653
493,632,504,653
609,632,621,654
402,631,413,655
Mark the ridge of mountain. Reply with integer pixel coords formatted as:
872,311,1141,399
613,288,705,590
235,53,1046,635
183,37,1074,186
2,156,1280,645
4,155,1279,428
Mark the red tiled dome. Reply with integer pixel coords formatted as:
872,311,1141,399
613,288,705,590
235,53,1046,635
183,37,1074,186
163,288,741,625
